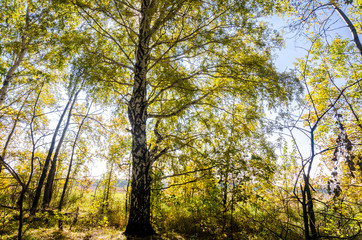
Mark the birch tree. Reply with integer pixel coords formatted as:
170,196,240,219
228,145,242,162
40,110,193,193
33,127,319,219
74,0,298,236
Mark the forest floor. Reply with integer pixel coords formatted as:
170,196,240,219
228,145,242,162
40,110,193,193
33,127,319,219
1,227,187,240
1,228,124,240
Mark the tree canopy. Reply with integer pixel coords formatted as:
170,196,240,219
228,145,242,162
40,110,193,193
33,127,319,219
0,0,361,239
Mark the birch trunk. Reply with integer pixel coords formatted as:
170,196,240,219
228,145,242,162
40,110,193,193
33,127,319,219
124,0,155,236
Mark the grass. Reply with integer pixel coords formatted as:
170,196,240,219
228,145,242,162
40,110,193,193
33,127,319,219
1,227,125,240
1,227,189,240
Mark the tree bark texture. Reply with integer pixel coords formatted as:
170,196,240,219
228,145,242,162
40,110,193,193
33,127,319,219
124,0,155,236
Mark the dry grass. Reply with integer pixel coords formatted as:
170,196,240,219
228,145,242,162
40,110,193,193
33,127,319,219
0,227,187,240
1,227,126,240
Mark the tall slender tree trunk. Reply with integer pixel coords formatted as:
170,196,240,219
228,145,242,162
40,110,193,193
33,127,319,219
304,175,317,239
18,84,43,239
302,129,318,240
124,0,155,236
58,102,91,230
0,95,29,238
43,91,79,208
302,183,310,240
302,179,317,240
1,92,31,181
102,163,113,213
30,96,73,215
0,6,29,108
221,173,228,234
0,4,29,175
17,188,25,240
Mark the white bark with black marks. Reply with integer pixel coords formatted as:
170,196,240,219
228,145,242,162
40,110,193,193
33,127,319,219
124,0,155,237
